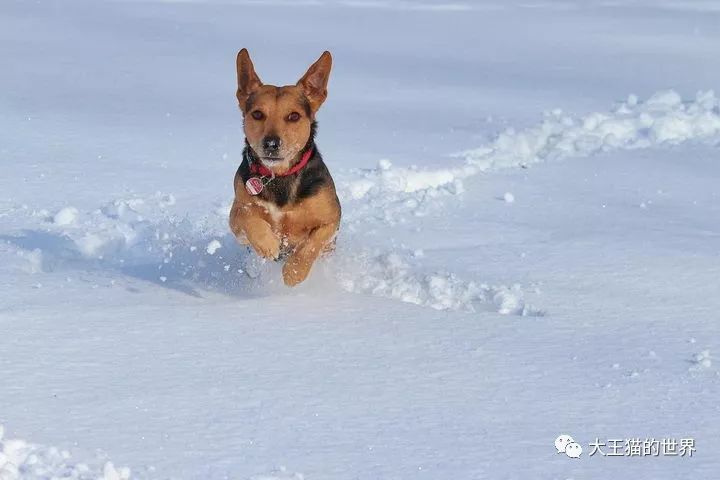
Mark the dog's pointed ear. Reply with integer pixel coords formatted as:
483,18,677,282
297,51,332,113
236,48,263,112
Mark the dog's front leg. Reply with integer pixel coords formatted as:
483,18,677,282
229,200,281,260
282,222,338,286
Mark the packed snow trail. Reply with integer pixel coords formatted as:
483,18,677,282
5,89,720,317
341,90,720,221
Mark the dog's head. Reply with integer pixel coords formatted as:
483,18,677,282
236,49,332,172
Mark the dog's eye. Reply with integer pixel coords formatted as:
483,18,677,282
251,110,264,121
287,112,301,122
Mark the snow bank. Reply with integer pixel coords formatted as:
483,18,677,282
0,425,130,480
335,249,541,315
6,191,534,314
462,89,720,170
342,158,465,205
343,90,720,203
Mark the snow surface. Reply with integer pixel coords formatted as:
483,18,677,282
1,0,720,478
0,426,131,480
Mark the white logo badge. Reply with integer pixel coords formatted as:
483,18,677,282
555,434,582,458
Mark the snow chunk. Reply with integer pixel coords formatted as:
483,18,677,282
646,89,683,108
503,192,515,203
348,179,375,200
53,206,79,225
156,192,176,208
101,198,144,220
206,239,222,255
76,233,107,257
689,350,713,371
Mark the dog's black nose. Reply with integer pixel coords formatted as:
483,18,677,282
263,135,281,153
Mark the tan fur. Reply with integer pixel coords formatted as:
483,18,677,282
229,49,340,286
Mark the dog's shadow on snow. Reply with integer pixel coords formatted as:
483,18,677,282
1,228,282,299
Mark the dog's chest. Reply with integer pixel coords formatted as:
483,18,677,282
255,198,310,245
256,198,285,225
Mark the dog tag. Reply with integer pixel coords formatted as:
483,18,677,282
245,177,264,195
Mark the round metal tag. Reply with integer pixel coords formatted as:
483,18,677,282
245,177,264,195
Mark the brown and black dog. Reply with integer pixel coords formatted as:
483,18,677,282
229,49,341,286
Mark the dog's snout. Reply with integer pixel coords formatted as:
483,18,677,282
262,135,282,153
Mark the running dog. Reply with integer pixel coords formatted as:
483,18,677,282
229,49,341,286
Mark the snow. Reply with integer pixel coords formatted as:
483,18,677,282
51,207,79,226
206,239,222,255
690,350,713,371
1,0,720,479
249,467,304,480
0,426,131,480
335,249,539,313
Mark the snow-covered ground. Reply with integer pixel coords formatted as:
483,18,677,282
1,0,720,478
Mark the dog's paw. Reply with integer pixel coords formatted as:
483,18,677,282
248,229,281,260
282,256,312,286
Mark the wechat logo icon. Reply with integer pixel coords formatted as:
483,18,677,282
555,434,582,458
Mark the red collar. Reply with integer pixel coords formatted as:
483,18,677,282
249,148,314,178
